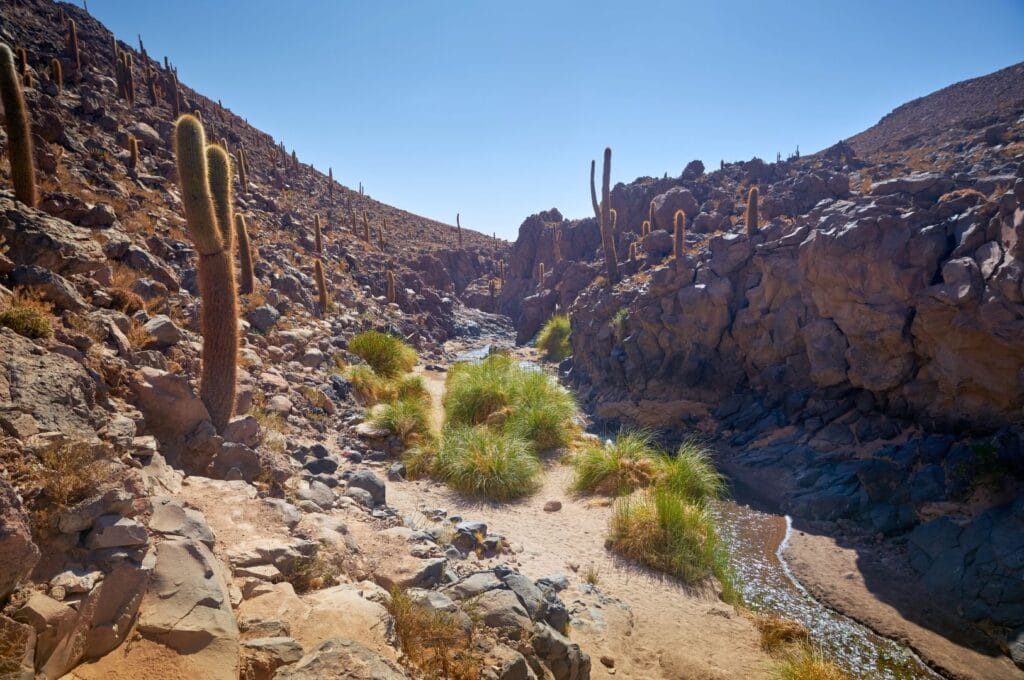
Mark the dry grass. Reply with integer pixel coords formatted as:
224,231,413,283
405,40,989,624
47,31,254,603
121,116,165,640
752,614,811,653
125,318,151,348
0,288,54,339
285,545,340,593
938,188,987,203
387,588,481,680
770,645,852,680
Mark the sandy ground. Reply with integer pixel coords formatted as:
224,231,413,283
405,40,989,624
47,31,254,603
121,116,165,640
394,366,777,680
784,530,1023,680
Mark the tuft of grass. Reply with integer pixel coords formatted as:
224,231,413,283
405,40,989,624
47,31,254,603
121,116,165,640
753,615,811,653
387,588,480,680
348,330,417,378
443,354,515,426
0,288,53,339
434,425,540,500
770,646,853,680
572,430,661,496
348,364,396,404
607,488,722,583
286,545,340,593
395,373,429,400
536,313,571,361
402,441,438,480
370,396,432,446
583,563,601,586
656,439,727,506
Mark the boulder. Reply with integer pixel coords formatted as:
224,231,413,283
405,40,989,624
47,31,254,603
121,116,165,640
272,638,405,680
0,478,39,602
531,622,591,680
475,589,532,639
651,187,699,232
129,367,212,465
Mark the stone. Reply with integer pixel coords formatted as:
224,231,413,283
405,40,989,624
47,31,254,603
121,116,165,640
149,496,217,547
0,478,39,602
347,470,386,506
531,622,591,680
475,588,532,639
247,305,281,332
223,415,262,447
266,395,294,414
447,571,503,600
129,367,212,464
0,615,35,680
543,500,562,512
58,488,135,534
9,264,88,311
374,556,446,590
272,638,405,680
86,515,149,549
242,636,305,678
137,539,239,679
503,572,544,619
0,196,106,274
142,315,184,349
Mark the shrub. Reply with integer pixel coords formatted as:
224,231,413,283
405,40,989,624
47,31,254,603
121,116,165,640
503,369,576,450
0,288,53,338
536,313,571,361
348,364,397,404
655,440,727,505
572,430,661,495
403,441,438,479
370,396,432,445
607,488,721,583
770,646,852,680
443,354,515,426
434,425,540,500
753,615,810,653
395,373,429,400
387,588,479,680
348,330,416,378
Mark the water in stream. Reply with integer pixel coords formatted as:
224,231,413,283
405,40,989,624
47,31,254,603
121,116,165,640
716,501,941,679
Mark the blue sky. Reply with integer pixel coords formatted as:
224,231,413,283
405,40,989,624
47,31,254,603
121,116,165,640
89,1,1023,239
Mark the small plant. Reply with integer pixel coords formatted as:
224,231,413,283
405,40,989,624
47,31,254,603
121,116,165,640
0,288,53,338
770,645,852,680
583,563,601,586
536,313,571,361
607,487,721,583
387,588,480,680
348,330,417,378
656,439,727,506
753,615,810,653
370,396,432,446
572,430,660,496
434,425,540,500
286,545,339,593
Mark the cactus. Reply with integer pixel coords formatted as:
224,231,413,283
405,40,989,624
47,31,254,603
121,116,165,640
122,52,135,106
590,147,619,286
378,217,385,250
127,134,139,170
173,114,239,432
745,186,759,236
23,71,32,89
314,259,328,315
236,214,255,295
167,69,180,117
291,149,298,172
489,278,497,304
641,219,651,237
457,213,463,248
552,226,562,262
362,211,370,242
206,144,234,251
673,209,686,260
628,241,637,261
648,200,656,231
312,214,323,253
51,57,62,92
66,20,80,72
0,45,37,207
538,261,545,286
237,146,249,193
386,270,396,304
16,47,27,77
328,167,333,197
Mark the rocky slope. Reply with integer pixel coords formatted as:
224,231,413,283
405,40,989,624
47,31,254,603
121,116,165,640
498,63,1024,668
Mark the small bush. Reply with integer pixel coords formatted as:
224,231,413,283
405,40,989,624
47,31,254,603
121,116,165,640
607,488,721,583
108,287,144,314
434,425,540,500
572,430,661,495
348,330,416,378
753,615,810,653
286,545,340,593
348,364,397,404
536,313,571,361
443,354,515,426
0,289,53,339
504,369,577,450
395,373,429,400
370,396,432,446
403,441,438,479
770,646,852,680
387,588,479,680
656,440,727,505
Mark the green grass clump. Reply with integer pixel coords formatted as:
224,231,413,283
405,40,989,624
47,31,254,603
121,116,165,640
770,646,852,680
607,488,721,583
0,305,52,338
348,364,397,404
536,313,571,361
444,354,576,451
434,425,540,500
370,396,432,446
572,430,661,495
349,330,417,378
656,440,727,505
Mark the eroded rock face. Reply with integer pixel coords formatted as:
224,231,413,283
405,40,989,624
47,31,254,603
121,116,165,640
272,638,406,680
0,478,39,603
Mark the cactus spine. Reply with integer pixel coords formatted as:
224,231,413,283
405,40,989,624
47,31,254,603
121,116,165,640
457,213,463,248
673,209,686,260
66,20,80,72
127,135,139,170
0,45,37,207
590,148,619,286
236,214,255,295
174,114,238,432
51,57,62,92
386,270,396,304
746,186,759,236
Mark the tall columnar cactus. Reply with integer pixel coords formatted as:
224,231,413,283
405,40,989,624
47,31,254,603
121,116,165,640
237,146,249,193
457,213,463,248
174,114,238,432
489,278,497,305
673,209,686,260
378,217,385,250
291,149,298,172
386,270,396,304
648,200,656,231
746,186,759,236
127,135,139,170
0,45,38,207
628,242,637,261
314,214,323,253
235,214,255,295
168,70,180,117
16,47,27,77
123,52,135,106
641,219,651,237
553,226,562,262
314,259,328,316
538,261,545,286
499,259,505,284
66,20,80,72
362,211,370,242
206,144,234,251
51,57,62,92
590,147,619,286
328,167,333,198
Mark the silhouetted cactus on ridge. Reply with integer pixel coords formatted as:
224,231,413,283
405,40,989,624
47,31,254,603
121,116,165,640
0,44,37,207
745,186,759,236
673,209,686,260
590,148,619,286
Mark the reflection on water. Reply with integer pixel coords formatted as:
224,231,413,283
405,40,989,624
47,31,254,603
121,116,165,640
716,501,941,680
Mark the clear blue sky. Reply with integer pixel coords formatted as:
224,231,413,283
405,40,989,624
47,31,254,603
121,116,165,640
89,0,1023,239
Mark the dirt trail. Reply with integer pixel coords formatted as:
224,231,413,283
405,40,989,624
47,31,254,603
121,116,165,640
397,364,775,680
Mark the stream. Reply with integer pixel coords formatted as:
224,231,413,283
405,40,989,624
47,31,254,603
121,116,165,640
716,500,941,679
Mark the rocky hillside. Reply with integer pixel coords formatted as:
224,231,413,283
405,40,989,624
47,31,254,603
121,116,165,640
499,62,1024,664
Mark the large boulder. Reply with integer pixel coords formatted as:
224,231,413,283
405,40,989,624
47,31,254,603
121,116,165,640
0,478,39,603
273,638,405,680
